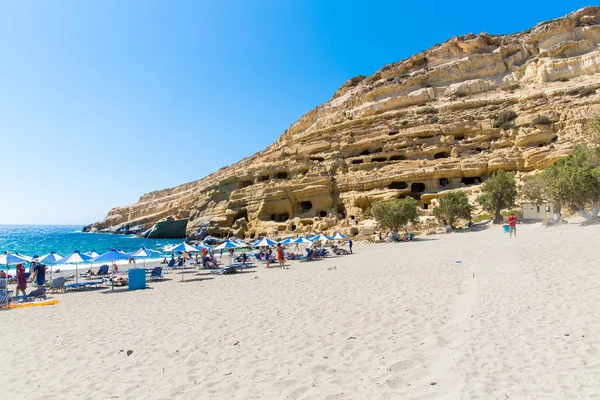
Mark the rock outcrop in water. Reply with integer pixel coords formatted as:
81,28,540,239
86,7,600,238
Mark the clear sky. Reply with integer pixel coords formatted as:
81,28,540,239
0,0,588,225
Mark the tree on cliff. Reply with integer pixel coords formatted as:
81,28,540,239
433,191,473,228
371,197,419,231
477,171,518,223
521,144,600,222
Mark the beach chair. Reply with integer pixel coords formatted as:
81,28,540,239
210,266,238,275
13,288,48,301
298,249,316,262
148,267,163,280
0,279,10,309
48,276,66,293
96,265,110,277
167,259,175,268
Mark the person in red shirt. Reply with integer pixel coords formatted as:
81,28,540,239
507,213,518,238
15,263,28,297
276,244,285,269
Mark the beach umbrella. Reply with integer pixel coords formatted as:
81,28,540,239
214,240,246,250
278,237,294,245
214,240,246,266
14,252,33,262
129,247,163,267
166,242,201,253
38,252,63,280
330,233,348,240
292,237,313,244
92,250,133,290
165,242,202,282
57,251,92,284
311,234,331,242
252,237,277,247
38,252,63,264
85,250,100,258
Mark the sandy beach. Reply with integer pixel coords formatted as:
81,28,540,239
2,222,600,399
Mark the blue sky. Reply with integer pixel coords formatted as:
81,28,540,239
0,0,587,224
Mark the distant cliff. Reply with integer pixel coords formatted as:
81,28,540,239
86,7,600,238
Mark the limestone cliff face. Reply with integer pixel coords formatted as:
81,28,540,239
88,7,600,238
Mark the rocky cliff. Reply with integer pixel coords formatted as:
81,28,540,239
87,7,600,238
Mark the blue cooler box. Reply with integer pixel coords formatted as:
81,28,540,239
128,268,146,290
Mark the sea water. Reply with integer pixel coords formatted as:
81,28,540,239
0,225,175,272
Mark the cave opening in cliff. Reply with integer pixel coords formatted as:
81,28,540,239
454,135,465,141
461,177,480,185
291,224,297,231
300,201,313,213
234,209,248,222
439,178,450,187
352,159,364,164
337,204,346,218
310,156,325,162
276,213,289,222
258,175,270,182
239,180,253,189
359,149,371,156
388,131,399,136
397,194,407,199
410,194,422,201
434,151,450,159
372,157,387,162
271,214,276,221
411,182,426,193
318,211,327,218
276,171,289,179
389,155,405,161
388,181,408,190
422,203,430,210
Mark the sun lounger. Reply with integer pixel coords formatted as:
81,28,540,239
13,288,48,302
148,267,163,280
210,266,238,275
48,276,66,293
65,281,104,291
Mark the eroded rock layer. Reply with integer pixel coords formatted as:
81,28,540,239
87,7,600,238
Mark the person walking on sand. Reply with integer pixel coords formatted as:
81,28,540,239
276,244,285,269
507,213,518,238
348,239,353,254
15,263,27,297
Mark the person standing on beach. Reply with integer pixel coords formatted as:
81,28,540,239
265,247,272,268
15,263,27,297
29,263,46,288
507,213,518,238
348,239,353,253
276,244,285,269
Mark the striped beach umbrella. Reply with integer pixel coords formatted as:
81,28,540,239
252,237,277,247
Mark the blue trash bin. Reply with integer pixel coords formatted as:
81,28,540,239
128,268,146,290
502,224,510,233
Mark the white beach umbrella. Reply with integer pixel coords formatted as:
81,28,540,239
57,251,92,284
84,250,100,258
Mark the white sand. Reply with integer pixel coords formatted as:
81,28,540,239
2,222,600,399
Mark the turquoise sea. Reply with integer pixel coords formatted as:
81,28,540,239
0,225,175,271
